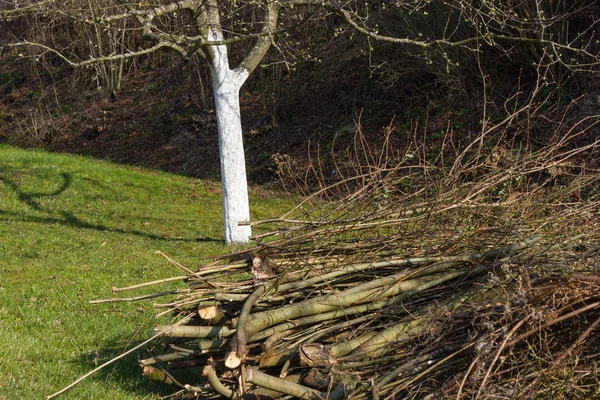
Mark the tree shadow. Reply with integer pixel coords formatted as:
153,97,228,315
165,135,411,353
0,168,220,243
68,336,193,399
0,209,219,242
0,171,72,211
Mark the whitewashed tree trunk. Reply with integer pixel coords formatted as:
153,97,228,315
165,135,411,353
207,28,252,244
195,0,280,244
211,75,252,244
198,0,280,243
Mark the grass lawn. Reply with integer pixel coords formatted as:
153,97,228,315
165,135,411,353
0,145,290,399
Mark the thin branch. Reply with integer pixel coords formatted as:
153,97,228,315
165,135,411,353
8,39,188,66
286,0,600,68
103,0,198,22
89,290,181,304
111,275,188,292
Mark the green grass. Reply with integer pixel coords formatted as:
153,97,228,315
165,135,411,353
0,145,290,399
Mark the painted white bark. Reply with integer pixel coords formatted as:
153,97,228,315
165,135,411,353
198,0,280,244
207,27,252,244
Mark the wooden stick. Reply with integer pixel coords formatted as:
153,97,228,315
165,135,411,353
244,368,322,399
155,250,194,275
112,275,188,292
89,290,180,304
153,324,235,339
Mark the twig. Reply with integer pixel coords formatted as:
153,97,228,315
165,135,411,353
550,314,600,369
385,344,475,399
89,290,180,304
112,276,188,292
511,301,600,344
155,250,194,275
456,355,479,400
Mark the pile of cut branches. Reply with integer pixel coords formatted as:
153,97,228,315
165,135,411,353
123,235,600,399
96,109,600,399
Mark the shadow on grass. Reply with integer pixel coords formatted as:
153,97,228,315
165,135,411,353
0,209,220,242
0,169,220,243
67,336,195,399
0,171,72,211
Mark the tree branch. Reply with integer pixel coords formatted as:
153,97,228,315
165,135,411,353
8,40,188,66
0,0,56,18
286,0,600,69
104,0,198,22
237,1,282,74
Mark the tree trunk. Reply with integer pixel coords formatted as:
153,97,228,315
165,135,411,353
207,25,252,244
212,77,252,244
200,0,281,244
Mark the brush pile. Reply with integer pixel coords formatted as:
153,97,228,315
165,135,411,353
103,109,600,399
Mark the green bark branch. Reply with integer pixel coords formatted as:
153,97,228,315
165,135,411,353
227,281,276,368
244,368,322,399
153,324,235,338
202,364,238,398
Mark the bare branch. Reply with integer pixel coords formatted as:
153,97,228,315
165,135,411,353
8,39,188,66
286,0,600,71
0,0,56,17
103,0,198,22
237,0,282,74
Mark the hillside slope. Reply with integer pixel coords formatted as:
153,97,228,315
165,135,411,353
0,145,289,399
